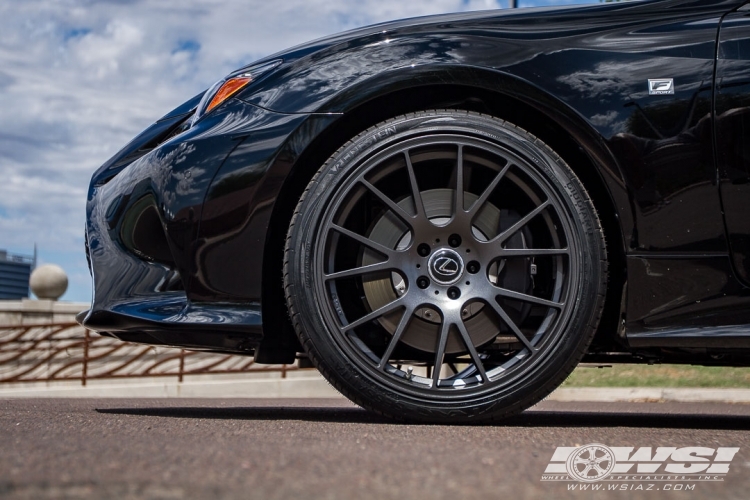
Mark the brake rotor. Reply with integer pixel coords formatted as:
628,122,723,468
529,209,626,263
361,189,530,354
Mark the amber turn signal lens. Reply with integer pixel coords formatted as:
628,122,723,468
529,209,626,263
206,76,252,113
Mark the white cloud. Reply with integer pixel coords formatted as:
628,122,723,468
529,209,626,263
0,0,596,302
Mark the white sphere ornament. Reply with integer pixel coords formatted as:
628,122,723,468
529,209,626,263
30,264,68,300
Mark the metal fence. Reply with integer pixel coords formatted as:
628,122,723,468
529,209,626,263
0,323,298,385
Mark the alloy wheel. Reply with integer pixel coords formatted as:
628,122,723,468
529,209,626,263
313,133,580,395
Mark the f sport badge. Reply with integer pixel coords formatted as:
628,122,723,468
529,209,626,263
648,78,674,95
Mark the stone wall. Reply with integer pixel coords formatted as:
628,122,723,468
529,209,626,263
0,299,87,325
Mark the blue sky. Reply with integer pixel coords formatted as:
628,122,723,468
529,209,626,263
0,0,602,303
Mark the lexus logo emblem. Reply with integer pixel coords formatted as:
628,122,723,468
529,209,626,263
427,249,464,285
435,257,459,276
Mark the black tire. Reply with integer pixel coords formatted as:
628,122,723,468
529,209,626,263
284,110,606,423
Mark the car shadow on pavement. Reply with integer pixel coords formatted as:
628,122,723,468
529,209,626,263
96,402,750,429
96,405,392,423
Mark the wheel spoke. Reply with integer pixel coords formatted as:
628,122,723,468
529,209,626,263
455,319,489,383
404,150,426,220
431,319,451,389
330,224,395,257
361,180,416,228
377,305,414,370
324,261,394,281
490,200,550,244
487,298,536,352
499,248,569,257
455,145,465,215
494,287,564,309
341,297,404,332
466,163,511,217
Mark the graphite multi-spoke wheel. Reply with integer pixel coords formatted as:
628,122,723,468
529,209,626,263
284,110,606,423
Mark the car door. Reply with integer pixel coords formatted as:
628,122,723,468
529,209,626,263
717,4,750,286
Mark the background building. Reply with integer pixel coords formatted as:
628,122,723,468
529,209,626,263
0,248,35,300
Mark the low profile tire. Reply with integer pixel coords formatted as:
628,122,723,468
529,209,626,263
284,110,606,423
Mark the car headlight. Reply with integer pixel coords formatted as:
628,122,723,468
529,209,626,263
190,59,282,126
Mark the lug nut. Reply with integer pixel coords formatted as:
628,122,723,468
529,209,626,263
448,234,462,248
417,243,431,257
417,276,430,289
467,261,480,274
447,287,461,300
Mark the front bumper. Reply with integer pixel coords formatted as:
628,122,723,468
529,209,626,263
78,98,309,353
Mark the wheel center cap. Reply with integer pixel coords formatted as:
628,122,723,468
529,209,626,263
427,248,464,285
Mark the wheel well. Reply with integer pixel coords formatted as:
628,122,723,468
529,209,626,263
261,84,627,354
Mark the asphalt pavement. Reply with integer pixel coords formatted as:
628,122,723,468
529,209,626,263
2,398,750,499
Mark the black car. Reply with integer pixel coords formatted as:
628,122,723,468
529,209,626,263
79,0,750,422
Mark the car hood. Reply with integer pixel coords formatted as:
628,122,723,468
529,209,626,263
230,2,612,76
230,0,743,77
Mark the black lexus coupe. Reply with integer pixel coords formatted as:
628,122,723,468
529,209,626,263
79,0,750,422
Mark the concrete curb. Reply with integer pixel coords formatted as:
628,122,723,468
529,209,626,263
0,376,343,399
2,377,750,403
546,387,750,404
